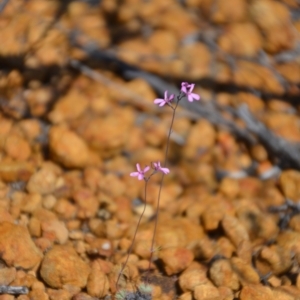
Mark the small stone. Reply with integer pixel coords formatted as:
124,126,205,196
0,161,34,182
219,177,240,199
49,126,98,168
193,283,220,300
257,245,292,275
218,23,262,57
53,198,77,219
183,120,216,160
4,134,31,161
48,89,88,124
18,119,41,142
208,0,247,23
0,267,16,285
216,237,235,259
20,193,42,213
72,187,99,219
0,222,42,269
40,245,90,288
209,258,240,290
11,269,37,288
239,284,273,300
41,219,69,244
46,288,71,300
159,248,194,275
0,295,14,300
86,260,110,298
218,286,234,300
279,170,300,202
72,293,94,300
28,217,41,237
179,262,209,292
178,292,192,300
230,257,260,284
222,215,250,248
81,109,133,158
272,288,299,300
86,237,113,258
27,166,62,195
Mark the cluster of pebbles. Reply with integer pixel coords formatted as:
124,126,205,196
1,0,300,300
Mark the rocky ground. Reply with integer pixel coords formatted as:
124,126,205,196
1,0,300,299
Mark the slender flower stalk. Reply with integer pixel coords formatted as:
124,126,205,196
116,83,200,293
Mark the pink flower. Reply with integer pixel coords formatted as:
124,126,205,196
130,163,150,180
154,91,175,107
153,161,170,175
181,82,200,102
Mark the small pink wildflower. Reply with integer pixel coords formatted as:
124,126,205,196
153,161,170,175
181,82,200,102
130,163,150,180
154,91,174,107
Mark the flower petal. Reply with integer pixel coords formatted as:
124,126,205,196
130,172,139,177
138,174,144,180
154,99,163,104
160,167,170,174
192,93,200,101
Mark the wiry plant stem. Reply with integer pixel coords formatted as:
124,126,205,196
116,179,149,289
146,94,182,281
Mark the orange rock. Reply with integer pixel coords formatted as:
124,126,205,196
86,237,113,258
207,0,247,23
179,262,209,292
222,215,250,248
264,112,300,142
4,134,31,161
46,288,71,300
276,63,300,84
0,267,16,285
193,283,220,300
209,259,240,290
234,61,284,94
231,257,260,284
41,219,69,244
159,248,194,275
27,166,62,195
178,43,211,79
239,284,273,300
20,193,42,213
0,222,42,269
40,245,90,289
279,170,300,201
18,119,41,142
218,23,262,57
272,286,300,300
219,177,240,199
28,217,41,238
25,87,54,117
86,261,110,298
257,245,292,275
49,126,99,168
72,187,99,219
148,29,178,57
216,237,235,259
250,0,296,53
81,109,133,159
48,89,88,124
